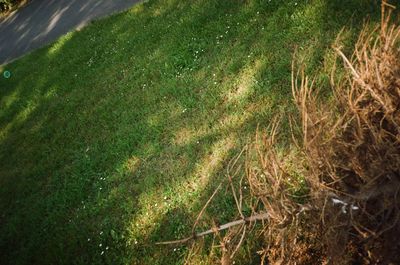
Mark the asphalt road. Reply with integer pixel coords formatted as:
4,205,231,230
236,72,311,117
0,0,140,65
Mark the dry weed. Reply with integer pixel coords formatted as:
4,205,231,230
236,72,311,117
249,2,400,264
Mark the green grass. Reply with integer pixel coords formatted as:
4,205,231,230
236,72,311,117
0,0,380,264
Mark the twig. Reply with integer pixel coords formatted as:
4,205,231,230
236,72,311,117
227,146,247,218
192,183,222,234
230,225,246,259
156,212,269,245
229,172,244,218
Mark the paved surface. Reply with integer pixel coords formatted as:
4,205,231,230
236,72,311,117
0,0,140,65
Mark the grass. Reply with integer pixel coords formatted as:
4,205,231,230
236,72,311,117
0,0,381,264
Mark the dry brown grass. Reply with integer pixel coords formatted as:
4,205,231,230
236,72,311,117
247,3,400,264
246,120,323,264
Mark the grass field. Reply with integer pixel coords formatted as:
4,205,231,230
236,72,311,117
0,0,380,264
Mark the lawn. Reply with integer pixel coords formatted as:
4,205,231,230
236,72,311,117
0,0,380,264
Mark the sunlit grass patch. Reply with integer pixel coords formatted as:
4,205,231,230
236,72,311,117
47,32,75,57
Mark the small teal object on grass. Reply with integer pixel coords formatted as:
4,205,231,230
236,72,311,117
3,70,11,79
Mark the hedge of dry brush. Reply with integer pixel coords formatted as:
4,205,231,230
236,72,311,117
248,4,400,264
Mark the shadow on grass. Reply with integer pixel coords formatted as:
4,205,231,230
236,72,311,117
0,0,383,264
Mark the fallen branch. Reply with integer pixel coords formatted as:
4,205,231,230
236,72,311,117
155,212,269,245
